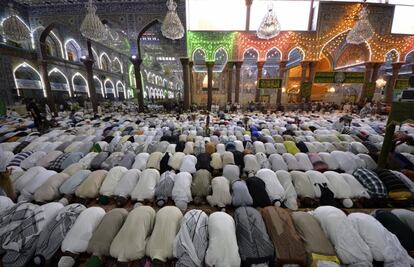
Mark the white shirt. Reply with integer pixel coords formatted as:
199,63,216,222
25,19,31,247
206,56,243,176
290,171,315,198
131,169,160,201
306,170,334,198
61,207,105,254
256,169,285,203
205,212,241,267
323,171,352,199
348,212,414,266
269,154,288,172
180,155,197,174
172,172,193,207
132,153,149,171
312,206,373,266
19,170,57,202
282,153,299,170
340,173,370,199
275,170,298,210
99,166,128,196
295,153,314,171
114,169,141,198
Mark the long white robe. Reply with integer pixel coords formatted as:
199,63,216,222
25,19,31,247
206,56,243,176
205,212,241,267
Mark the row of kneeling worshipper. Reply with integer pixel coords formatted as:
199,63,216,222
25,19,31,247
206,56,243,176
0,201,413,267
1,162,413,212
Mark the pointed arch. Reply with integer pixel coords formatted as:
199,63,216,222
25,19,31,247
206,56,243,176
112,57,123,73
384,49,400,62
72,72,89,97
93,76,104,96
404,49,414,62
64,39,82,62
104,78,115,97
13,62,45,97
91,48,99,66
265,47,283,61
116,80,125,99
48,67,71,96
288,46,305,60
100,52,111,71
242,47,260,61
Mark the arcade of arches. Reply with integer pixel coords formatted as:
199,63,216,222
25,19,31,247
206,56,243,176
2,0,414,111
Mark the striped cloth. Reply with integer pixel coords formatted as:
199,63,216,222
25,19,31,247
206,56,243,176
47,153,71,172
154,171,175,207
376,169,411,193
173,209,209,267
33,204,86,264
352,168,387,198
0,203,38,245
2,203,63,267
234,207,274,266
6,151,33,168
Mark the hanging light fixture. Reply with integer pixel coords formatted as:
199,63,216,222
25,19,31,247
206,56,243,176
346,3,374,45
1,4,31,43
80,0,107,41
161,0,185,40
257,3,281,40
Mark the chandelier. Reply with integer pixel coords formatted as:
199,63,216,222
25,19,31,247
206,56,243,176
257,3,281,40
1,4,31,43
161,0,185,40
80,0,108,41
346,5,374,45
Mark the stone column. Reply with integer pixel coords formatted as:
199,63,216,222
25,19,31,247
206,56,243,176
180,57,191,110
82,59,98,113
371,62,382,84
81,39,98,112
256,61,265,102
306,61,318,102
206,61,215,111
130,57,144,112
359,62,374,104
234,61,243,104
245,0,253,31
39,61,57,115
299,61,309,101
385,62,403,104
189,61,194,105
227,62,234,103
277,61,288,106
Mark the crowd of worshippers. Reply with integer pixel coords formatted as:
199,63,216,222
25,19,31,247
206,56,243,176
0,110,414,266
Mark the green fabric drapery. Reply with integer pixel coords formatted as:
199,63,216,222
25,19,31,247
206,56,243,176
378,102,414,169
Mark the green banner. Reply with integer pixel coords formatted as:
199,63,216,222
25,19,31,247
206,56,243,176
258,78,282,89
301,82,312,98
395,79,409,90
314,72,365,84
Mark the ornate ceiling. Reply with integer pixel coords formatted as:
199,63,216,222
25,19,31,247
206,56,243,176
14,0,163,6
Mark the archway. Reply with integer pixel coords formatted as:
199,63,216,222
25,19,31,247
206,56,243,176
264,48,281,78
94,76,104,100
49,68,70,99
45,32,64,58
13,63,44,98
64,39,82,62
100,53,111,71
112,57,123,73
72,73,89,97
116,81,125,100
240,48,259,105
104,79,115,100
286,47,305,103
